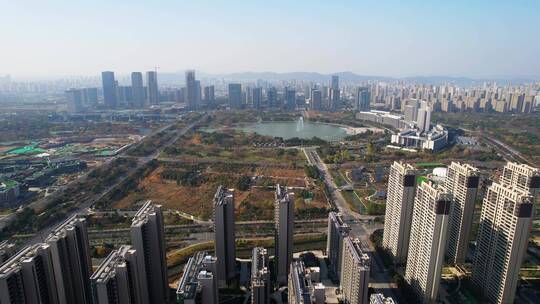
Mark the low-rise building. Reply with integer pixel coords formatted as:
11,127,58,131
0,179,20,206
391,124,448,151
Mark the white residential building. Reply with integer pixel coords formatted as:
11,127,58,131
404,181,452,303
382,161,417,262
445,162,480,264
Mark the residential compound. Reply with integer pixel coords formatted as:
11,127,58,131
46,215,93,304
382,161,417,262
352,81,539,114
382,161,539,303
472,162,540,303
0,215,92,304
0,243,59,304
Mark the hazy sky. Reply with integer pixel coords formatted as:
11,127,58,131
2,0,539,79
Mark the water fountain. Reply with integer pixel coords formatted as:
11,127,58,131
296,116,304,132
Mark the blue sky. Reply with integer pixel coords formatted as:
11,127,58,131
1,0,539,79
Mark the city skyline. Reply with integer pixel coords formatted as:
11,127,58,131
2,1,540,79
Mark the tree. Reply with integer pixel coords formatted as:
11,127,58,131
236,175,251,191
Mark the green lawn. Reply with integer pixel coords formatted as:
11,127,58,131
341,190,366,213
331,170,347,187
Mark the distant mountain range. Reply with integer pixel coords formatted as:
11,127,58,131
157,71,539,86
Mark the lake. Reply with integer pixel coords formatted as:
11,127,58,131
238,120,348,141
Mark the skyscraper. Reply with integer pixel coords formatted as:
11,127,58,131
329,75,340,110
90,245,148,304
267,87,277,108
251,247,271,304
185,70,198,110
287,261,313,304
445,162,480,264
274,184,294,285
284,87,296,109
204,85,215,107
213,186,236,284
146,71,159,105
83,88,99,106
102,71,117,109
130,201,168,304
404,104,418,123
330,75,339,90
310,89,322,110
500,162,540,199
326,212,350,279
416,100,432,133
117,86,133,107
0,243,59,304
131,72,145,108
228,83,242,109
252,87,262,109
382,161,417,262
194,80,201,106
355,87,371,111
65,88,84,113
46,215,92,304
329,88,340,110
176,252,218,304
404,181,452,303
340,237,370,304
472,162,538,304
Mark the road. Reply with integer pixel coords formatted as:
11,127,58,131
303,146,397,298
16,114,206,246
457,126,534,166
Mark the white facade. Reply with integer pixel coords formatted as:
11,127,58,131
404,181,452,304
382,161,417,262
326,212,350,278
445,162,480,264
472,163,537,303
340,237,370,304
500,162,540,200
390,124,448,152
